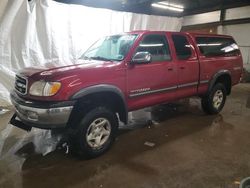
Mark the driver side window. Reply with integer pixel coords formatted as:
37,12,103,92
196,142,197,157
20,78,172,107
135,34,171,62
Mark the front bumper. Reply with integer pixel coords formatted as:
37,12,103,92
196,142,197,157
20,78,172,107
10,91,75,129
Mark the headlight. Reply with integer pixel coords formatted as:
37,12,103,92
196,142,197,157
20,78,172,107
29,81,61,96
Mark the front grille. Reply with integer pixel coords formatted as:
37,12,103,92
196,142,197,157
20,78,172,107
15,75,28,95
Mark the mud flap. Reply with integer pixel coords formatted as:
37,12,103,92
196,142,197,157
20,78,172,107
9,114,32,132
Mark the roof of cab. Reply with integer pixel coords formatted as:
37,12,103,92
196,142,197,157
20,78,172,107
187,32,232,38
127,30,232,38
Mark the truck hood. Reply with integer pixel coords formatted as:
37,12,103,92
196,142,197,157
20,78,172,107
19,59,118,78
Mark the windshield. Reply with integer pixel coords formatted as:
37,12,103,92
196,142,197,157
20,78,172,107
81,34,138,61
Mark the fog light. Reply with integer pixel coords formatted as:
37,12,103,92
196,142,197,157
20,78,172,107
27,111,38,121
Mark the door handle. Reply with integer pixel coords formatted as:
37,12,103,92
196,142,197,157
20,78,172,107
168,68,174,71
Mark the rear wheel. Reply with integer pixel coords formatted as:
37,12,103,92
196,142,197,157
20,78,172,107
70,106,118,159
201,83,227,114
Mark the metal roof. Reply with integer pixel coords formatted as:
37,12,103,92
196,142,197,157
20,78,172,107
54,0,250,17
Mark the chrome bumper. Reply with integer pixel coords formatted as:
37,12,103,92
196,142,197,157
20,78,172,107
10,92,75,129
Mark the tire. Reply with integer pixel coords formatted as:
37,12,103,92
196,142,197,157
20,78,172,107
201,83,227,115
70,106,118,159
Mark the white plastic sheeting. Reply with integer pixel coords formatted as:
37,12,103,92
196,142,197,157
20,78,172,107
0,0,182,107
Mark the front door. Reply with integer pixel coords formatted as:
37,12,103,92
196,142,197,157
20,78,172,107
127,33,178,110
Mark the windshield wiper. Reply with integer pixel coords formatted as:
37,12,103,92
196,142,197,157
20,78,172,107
90,56,113,61
80,55,92,60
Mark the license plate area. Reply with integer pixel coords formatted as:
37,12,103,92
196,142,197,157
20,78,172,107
9,114,32,132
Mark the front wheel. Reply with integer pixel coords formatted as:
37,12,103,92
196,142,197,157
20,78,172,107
201,83,227,114
70,106,118,159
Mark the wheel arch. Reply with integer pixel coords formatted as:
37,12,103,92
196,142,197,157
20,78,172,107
69,84,128,125
208,70,232,95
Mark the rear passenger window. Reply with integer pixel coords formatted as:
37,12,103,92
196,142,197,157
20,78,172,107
172,35,192,60
136,34,171,62
196,37,240,57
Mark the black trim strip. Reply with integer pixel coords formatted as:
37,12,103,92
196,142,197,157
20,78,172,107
200,80,209,84
129,80,210,98
178,82,198,88
11,91,75,108
129,86,177,98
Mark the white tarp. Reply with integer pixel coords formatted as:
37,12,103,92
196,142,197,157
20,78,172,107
0,0,182,107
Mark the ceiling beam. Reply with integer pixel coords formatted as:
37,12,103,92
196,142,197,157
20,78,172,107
182,17,250,31
183,0,250,16
53,0,250,18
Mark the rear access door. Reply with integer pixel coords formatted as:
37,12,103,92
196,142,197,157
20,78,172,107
170,33,200,98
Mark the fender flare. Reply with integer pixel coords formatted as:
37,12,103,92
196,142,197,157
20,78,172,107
70,84,128,124
208,70,231,93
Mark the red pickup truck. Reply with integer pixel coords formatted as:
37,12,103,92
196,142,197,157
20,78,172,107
10,31,243,158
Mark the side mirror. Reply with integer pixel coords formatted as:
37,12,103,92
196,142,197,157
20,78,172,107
131,52,152,64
